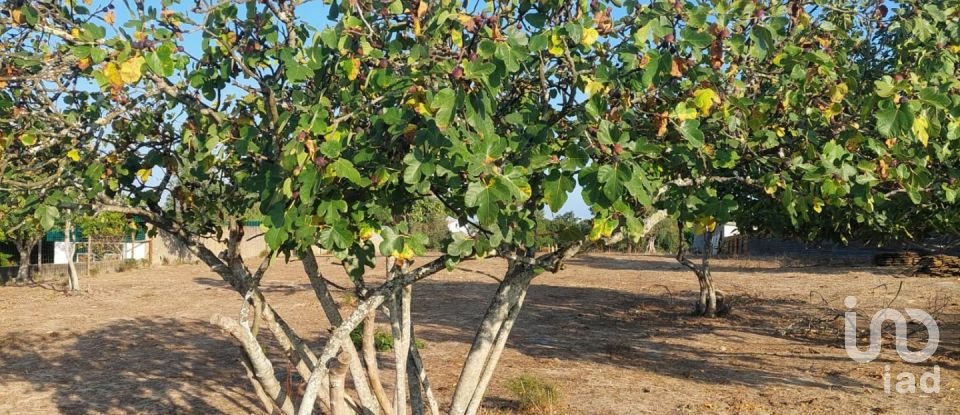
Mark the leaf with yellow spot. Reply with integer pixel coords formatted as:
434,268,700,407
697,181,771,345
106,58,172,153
913,111,929,147
120,56,144,84
347,58,360,81
403,123,417,141
673,102,698,121
66,149,81,161
823,102,843,119
359,224,377,241
581,28,599,47
692,88,720,116
391,245,416,262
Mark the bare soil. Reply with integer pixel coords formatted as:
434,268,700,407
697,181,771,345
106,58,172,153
1,254,958,414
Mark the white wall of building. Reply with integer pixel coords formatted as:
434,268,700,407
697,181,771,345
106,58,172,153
52,241,149,264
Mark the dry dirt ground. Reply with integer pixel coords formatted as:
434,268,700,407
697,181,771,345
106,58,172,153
1,254,958,415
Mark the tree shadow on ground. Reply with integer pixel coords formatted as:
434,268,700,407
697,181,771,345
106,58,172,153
409,278,959,391
0,318,261,414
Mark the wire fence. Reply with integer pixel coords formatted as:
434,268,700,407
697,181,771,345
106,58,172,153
0,240,152,282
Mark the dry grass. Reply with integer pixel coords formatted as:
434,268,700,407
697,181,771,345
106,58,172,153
506,374,561,414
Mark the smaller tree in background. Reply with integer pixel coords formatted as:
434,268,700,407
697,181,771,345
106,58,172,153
0,192,46,283
406,197,449,250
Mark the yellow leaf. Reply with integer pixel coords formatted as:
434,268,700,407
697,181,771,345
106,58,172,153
134,31,147,41
702,144,715,157
66,149,81,161
104,62,123,88
120,56,144,84
775,127,786,137
829,82,848,103
84,0,92,4
692,88,720,116
391,245,415,262
812,198,824,214
71,28,80,38
796,11,811,28
772,53,785,66
451,28,463,48
951,45,960,53
693,217,717,233
581,28,599,47
548,33,565,57
913,112,929,147
347,58,360,81
416,1,429,17
136,168,152,183
583,77,606,98
105,10,116,25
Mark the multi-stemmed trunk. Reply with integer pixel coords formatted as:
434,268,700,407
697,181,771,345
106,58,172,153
448,260,535,415
678,228,723,317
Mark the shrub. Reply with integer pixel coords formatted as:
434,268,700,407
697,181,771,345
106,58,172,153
649,217,680,253
115,259,141,272
506,374,561,414
0,252,14,267
350,324,426,352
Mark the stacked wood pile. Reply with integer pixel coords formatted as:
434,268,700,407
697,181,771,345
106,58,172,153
914,254,960,278
874,251,923,267
875,251,960,278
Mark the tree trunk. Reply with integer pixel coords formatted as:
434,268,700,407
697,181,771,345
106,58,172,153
329,354,350,415
300,253,381,415
408,333,440,415
676,224,727,318
213,314,296,415
699,230,717,317
65,215,80,291
449,264,532,415
465,282,530,415
389,282,411,415
14,240,35,283
362,310,395,415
